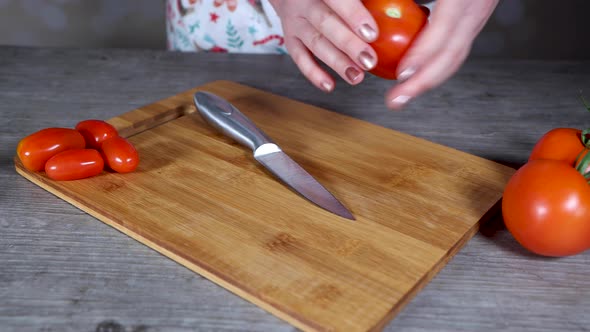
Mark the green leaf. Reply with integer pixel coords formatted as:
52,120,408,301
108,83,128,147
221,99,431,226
575,148,590,178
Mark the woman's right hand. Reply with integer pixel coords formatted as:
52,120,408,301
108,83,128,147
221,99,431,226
269,0,380,92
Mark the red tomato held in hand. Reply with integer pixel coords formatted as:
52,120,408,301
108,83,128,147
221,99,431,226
101,136,139,173
17,128,86,171
75,119,119,150
528,128,585,166
45,149,104,181
502,159,590,257
363,0,429,79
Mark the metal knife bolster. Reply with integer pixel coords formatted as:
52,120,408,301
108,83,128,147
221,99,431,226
254,143,282,157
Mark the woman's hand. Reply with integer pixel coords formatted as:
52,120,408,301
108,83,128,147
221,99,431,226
269,0,380,92
387,0,499,110
270,0,498,110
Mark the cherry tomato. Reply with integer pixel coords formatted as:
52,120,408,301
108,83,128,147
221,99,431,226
45,149,104,181
17,128,86,171
363,0,429,79
75,119,119,150
101,136,139,173
528,128,584,166
502,159,590,257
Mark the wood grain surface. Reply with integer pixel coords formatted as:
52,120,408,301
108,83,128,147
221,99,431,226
14,80,514,331
2,46,590,332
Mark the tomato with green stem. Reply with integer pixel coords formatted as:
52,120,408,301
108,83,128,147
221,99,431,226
363,0,429,80
529,95,590,165
528,128,584,165
502,159,590,257
504,95,590,256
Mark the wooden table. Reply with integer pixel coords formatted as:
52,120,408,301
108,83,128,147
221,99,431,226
1,46,589,332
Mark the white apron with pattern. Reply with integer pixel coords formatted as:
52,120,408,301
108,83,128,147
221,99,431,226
166,0,287,53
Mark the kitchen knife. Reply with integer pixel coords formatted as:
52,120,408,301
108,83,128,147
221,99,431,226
193,91,355,220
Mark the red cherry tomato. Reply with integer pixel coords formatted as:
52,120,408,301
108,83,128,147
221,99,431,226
45,149,104,181
363,0,429,79
502,159,590,257
101,136,139,173
75,119,119,150
17,128,86,171
528,128,584,166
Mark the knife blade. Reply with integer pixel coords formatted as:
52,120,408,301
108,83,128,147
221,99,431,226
193,91,354,220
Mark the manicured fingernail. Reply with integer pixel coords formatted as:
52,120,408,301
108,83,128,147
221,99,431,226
359,24,377,42
358,51,376,70
345,67,362,82
321,81,333,92
389,95,411,108
398,67,416,82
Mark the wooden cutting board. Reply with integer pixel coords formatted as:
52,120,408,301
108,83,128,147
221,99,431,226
15,80,515,331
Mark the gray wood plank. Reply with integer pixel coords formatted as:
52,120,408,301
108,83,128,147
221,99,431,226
1,46,589,332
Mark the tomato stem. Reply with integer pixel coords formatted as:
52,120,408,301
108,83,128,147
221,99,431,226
575,148,590,182
386,7,402,18
582,129,590,147
578,93,590,148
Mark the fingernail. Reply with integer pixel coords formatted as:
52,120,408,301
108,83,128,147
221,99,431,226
358,51,376,71
345,67,362,82
389,95,411,108
397,67,416,82
359,23,377,42
321,81,333,92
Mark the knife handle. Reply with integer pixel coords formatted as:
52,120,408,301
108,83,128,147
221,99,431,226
194,91,274,151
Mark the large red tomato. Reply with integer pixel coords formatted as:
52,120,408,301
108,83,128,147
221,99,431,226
528,128,585,165
502,159,590,257
363,0,429,79
75,119,119,150
45,149,104,181
101,136,139,173
17,128,86,171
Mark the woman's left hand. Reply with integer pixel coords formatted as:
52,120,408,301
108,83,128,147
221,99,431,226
386,0,499,110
